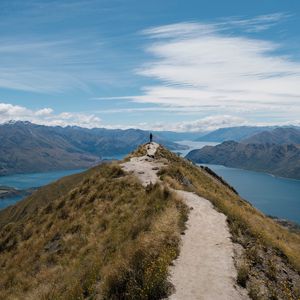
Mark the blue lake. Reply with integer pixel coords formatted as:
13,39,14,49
175,140,219,157
0,169,85,210
201,164,300,224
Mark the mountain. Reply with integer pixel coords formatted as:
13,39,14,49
0,121,100,176
196,126,274,142
0,144,299,299
241,127,300,145
186,141,300,179
0,121,186,175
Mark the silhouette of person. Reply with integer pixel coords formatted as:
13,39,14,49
150,132,153,143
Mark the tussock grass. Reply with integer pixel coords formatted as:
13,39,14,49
0,162,188,299
124,143,148,161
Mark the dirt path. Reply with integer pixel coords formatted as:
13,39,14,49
121,143,249,300
121,142,163,187
168,190,249,300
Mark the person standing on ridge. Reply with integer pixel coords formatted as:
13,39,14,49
149,132,153,143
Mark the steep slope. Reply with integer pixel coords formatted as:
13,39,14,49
241,127,300,145
0,160,187,299
0,144,299,299
196,126,274,142
0,121,186,175
186,141,300,179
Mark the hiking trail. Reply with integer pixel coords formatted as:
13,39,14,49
121,143,249,300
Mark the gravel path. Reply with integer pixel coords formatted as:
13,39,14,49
121,143,249,300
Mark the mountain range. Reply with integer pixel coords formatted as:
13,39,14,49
0,121,186,176
187,127,300,179
241,127,300,144
196,126,276,142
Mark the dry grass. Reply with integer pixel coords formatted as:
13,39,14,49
156,146,300,299
0,162,188,300
124,143,148,161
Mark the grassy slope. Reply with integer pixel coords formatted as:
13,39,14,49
1,145,299,299
156,147,300,299
0,162,188,299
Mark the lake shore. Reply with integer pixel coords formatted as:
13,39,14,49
0,186,36,200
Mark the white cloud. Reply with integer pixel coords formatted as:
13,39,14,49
134,115,249,132
1,102,299,132
0,103,102,128
133,16,300,120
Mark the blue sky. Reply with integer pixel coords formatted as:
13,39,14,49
0,0,300,131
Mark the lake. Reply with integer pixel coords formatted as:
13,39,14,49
0,169,85,210
202,164,300,224
0,153,129,210
175,140,219,157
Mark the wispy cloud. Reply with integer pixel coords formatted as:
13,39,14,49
220,12,290,32
133,14,300,120
0,38,110,93
142,13,289,38
0,33,133,93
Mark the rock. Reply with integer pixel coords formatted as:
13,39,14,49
182,176,191,186
44,234,62,254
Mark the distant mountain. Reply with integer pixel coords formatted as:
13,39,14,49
186,141,300,179
196,126,275,142
0,121,185,175
241,127,300,145
0,121,100,176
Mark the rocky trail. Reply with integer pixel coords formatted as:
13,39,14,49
121,143,249,300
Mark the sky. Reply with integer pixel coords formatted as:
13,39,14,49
0,0,300,132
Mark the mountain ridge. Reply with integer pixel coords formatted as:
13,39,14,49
241,127,300,145
186,141,300,179
0,143,299,299
187,127,300,179
196,126,276,142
